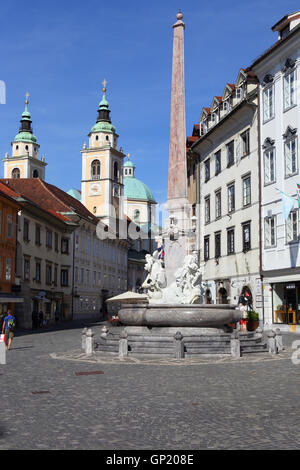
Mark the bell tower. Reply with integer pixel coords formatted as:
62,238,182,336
3,93,47,180
81,80,125,226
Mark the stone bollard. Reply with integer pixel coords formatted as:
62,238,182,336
0,341,6,365
267,330,278,355
230,330,241,358
81,328,87,352
173,331,185,359
275,328,284,352
119,330,128,357
85,329,94,356
101,326,109,338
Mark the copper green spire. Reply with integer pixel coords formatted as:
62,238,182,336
14,92,37,143
90,79,116,134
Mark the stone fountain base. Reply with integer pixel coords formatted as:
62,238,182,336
97,325,267,358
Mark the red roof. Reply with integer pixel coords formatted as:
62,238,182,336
0,179,98,225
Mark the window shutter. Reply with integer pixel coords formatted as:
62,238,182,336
284,75,290,108
265,218,271,246
285,142,292,175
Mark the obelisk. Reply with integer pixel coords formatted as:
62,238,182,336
163,11,190,285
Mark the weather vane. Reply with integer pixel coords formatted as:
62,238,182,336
102,78,107,92
25,91,29,104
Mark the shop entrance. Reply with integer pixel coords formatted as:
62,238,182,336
273,282,298,324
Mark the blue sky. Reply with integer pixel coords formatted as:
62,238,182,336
0,0,299,204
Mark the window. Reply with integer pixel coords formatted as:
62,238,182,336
204,196,210,224
204,159,210,182
226,141,234,167
33,169,39,178
236,87,243,100
284,70,296,110
242,175,251,206
80,268,84,284
35,261,41,282
86,270,90,284
241,129,250,156
215,150,221,175
55,233,59,251
227,228,235,254
61,269,69,287
74,266,78,283
91,160,101,180
35,224,41,245
46,229,52,248
134,209,140,222
215,232,221,259
7,215,13,238
215,190,221,219
264,148,276,184
228,184,235,213
11,168,20,179
61,238,69,254
23,219,29,241
5,258,12,281
114,162,119,181
54,266,58,286
286,211,298,243
24,258,30,281
242,222,251,252
265,216,276,248
46,264,52,285
263,86,274,121
93,271,97,286
284,138,297,177
204,237,209,261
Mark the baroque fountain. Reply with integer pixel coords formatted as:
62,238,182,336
97,11,266,357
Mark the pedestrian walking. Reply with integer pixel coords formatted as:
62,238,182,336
1,309,16,351
32,310,38,329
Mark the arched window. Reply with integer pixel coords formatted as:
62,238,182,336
134,209,140,222
11,168,20,179
114,161,119,181
91,160,101,180
33,169,39,178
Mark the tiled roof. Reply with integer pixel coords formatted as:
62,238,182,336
0,178,98,225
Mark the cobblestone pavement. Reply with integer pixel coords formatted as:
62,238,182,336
1,322,300,450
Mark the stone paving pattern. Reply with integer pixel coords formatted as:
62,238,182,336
1,321,300,450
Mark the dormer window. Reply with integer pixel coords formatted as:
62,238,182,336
236,88,243,100
280,25,290,39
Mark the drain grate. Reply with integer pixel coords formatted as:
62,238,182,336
31,391,51,395
75,371,104,376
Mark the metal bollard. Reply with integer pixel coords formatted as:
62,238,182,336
85,329,94,356
173,331,185,359
119,330,128,357
267,330,278,355
230,330,241,358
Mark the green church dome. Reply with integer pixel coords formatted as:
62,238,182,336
124,160,135,168
124,176,156,203
14,131,37,143
90,121,116,134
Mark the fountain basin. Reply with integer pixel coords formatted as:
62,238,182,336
118,302,241,327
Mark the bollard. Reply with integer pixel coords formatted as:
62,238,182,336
81,328,87,352
85,329,94,356
119,330,128,357
275,328,284,352
0,341,6,365
100,326,109,338
267,330,278,355
230,330,241,358
173,331,184,359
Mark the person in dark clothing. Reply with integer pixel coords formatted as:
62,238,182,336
32,310,38,329
38,310,44,328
